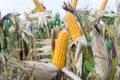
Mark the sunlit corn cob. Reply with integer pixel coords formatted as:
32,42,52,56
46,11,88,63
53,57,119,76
99,0,108,11
33,0,45,12
52,30,69,69
72,0,78,9
66,12,83,42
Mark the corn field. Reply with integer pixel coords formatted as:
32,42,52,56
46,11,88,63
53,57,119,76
0,0,120,80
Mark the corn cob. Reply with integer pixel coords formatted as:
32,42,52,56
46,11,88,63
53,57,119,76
33,0,45,12
66,12,83,42
72,0,78,9
52,30,69,69
99,0,108,11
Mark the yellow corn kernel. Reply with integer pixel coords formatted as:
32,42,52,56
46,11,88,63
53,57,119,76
33,0,45,12
52,30,69,69
99,0,108,11
72,0,78,9
66,12,83,42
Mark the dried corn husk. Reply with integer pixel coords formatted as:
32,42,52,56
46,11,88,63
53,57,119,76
74,39,83,77
92,24,111,80
114,27,120,80
10,58,58,80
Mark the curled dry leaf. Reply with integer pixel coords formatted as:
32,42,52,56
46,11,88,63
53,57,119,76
38,58,52,63
66,42,77,69
66,39,83,77
35,39,52,45
92,24,111,80
114,65,120,80
77,35,87,46
62,67,81,80
10,58,58,80
27,46,51,60
114,22,120,80
21,32,29,43
74,40,83,77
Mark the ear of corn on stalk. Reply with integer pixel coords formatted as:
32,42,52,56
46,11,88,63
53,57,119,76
99,0,108,11
33,0,45,12
52,30,69,69
72,0,78,9
66,12,83,42
92,25,111,80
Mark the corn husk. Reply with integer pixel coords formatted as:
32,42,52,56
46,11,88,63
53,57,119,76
74,40,83,77
10,58,58,80
92,25,111,80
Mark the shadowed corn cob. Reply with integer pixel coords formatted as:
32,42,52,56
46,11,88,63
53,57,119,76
33,0,45,12
52,30,69,69
66,12,83,42
72,0,78,9
99,0,108,11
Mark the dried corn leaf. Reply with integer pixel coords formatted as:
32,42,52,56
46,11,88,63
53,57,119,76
62,67,81,80
35,39,52,45
114,25,120,80
74,40,83,77
38,58,52,63
21,32,29,43
36,52,51,56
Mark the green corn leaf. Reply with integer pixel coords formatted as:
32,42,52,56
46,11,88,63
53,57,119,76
105,41,112,53
84,61,94,73
32,7,38,13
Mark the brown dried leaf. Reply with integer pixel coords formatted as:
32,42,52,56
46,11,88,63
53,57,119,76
51,28,56,50
74,40,83,77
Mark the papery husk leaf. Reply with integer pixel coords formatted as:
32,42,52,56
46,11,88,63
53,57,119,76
74,40,83,77
92,25,111,80
21,32,29,43
38,58,52,63
62,67,81,80
10,58,58,80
